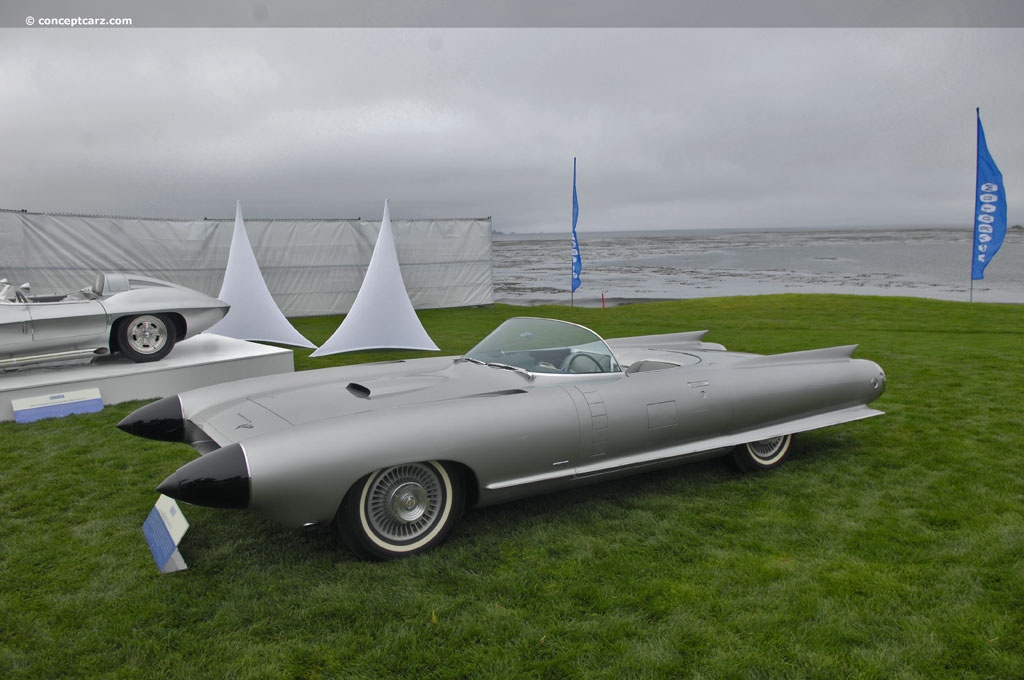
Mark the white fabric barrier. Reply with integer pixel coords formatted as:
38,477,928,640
0,209,493,316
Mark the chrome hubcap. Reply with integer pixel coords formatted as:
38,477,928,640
127,316,168,354
390,482,428,523
366,464,442,542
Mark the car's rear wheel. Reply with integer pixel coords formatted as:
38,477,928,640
731,434,793,472
335,461,464,560
117,314,175,362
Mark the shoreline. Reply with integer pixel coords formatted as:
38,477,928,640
493,227,1023,306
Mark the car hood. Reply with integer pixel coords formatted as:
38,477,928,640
189,357,535,448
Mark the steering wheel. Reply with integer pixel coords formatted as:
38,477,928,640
561,353,604,374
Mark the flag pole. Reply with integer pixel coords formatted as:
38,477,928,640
971,108,979,303
570,157,581,306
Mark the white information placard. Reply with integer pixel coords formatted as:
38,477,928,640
12,387,103,423
142,495,190,573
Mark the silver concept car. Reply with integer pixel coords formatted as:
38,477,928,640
0,273,228,367
119,317,886,560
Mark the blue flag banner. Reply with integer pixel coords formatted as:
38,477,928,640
972,110,1007,281
571,158,582,292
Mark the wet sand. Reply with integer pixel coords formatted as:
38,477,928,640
493,227,1024,306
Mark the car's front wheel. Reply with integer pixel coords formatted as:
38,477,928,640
334,461,464,560
731,434,793,472
116,314,176,362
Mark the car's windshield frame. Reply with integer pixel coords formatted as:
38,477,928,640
462,317,621,375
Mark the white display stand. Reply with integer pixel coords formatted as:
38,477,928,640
0,334,293,422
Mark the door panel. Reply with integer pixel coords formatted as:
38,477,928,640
26,300,108,349
0,304,32,356
571,368,728,475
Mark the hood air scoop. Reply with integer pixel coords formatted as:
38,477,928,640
347,382,371,398
346,375,448,399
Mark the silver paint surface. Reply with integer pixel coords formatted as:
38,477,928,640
149,318,886,528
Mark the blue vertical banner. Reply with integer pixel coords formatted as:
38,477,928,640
972,109,1007,281
571,157,582,293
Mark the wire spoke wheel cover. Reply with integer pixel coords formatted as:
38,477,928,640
366,464,445,542
337,461,464,560
748,436,788,462
731,433,793,472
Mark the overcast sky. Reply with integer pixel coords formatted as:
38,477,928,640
1,6,1022,232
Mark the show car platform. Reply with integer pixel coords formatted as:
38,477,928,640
1,334,292,422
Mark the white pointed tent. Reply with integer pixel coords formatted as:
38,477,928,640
311,200,439,355
204,201,317,348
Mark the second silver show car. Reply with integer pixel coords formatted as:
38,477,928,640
1,272,229,367
119,317,886,561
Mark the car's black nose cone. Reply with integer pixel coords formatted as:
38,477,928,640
157,443,250,509
117,395,185,442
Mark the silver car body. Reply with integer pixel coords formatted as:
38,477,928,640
121,317,885,556
0,272,228,367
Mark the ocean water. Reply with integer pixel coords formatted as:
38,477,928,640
493,227,1024,306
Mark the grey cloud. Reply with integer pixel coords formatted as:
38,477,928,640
0,28,1021,231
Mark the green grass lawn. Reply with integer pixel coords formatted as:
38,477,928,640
2,295,1022,678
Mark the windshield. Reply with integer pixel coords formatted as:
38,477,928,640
463,317,621,375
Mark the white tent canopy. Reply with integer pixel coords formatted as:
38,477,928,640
205,202,316,348
311,201,439,355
